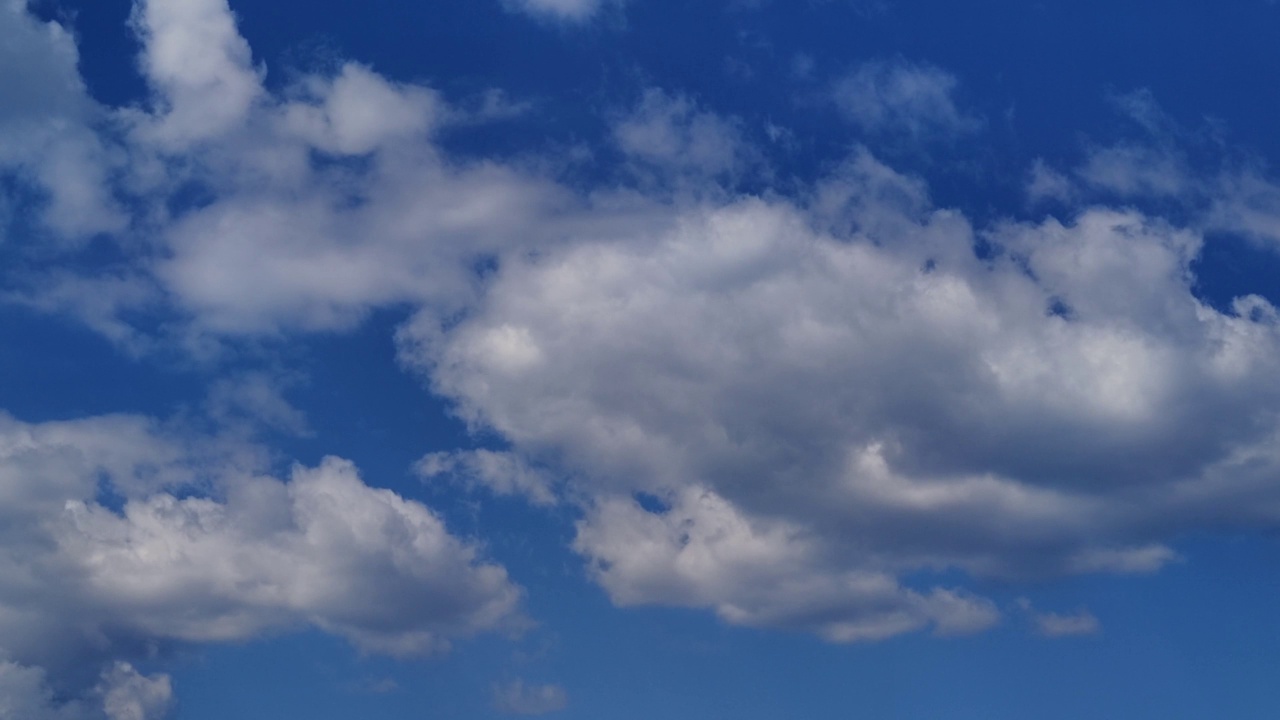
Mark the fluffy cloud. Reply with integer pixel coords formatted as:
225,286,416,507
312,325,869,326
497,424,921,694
0,661,170,720
127,0,263,146
4,0,596,339
0,412,522,713
404,150,1280,638
613,89,754,181
832,59,980,139
0,0,124,239
11,0,1280,653
2,0,672,345
98,664,174,720
575,488,999,640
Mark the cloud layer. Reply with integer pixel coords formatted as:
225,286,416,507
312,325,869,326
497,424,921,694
8,2,1280,707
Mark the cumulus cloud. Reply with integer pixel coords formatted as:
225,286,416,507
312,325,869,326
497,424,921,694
4,0,604,340
493,679,569,716
404,150,1280,638
2,0,670,345
127,0,264,146
575,488,999,640
0,412,522,712
832,59,980,139
11,0,1280,654
0,660,172,720
0,662,83,720
98,664,174,720
0,0,124,239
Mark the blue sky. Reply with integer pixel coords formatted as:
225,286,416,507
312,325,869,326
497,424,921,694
4,0,1280,717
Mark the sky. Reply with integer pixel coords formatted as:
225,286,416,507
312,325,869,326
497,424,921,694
3,0,1280,717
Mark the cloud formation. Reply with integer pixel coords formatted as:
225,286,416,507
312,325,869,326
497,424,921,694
1015,599,1102,638
832,59,980,139
10,0,1280,668
613,89,755,182
0,661,171,720
406,151,1280,637
0,412,522,716
0,0,123,239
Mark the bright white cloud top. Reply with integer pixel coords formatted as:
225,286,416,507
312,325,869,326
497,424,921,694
6,0,1280,716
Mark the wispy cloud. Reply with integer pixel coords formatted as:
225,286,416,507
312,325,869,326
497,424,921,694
832,58,981,139
1017,600,1102,638
503,0,620,23
494,679,569,716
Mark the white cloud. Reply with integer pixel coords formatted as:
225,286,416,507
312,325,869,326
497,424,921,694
0,0,124,239
1077,143,1191,197
0,661,172,720
0,411,522,710
613,89,754,181
0,662,84,720
832,59,980,139
6,0,665,342
1208,169,1280,247
126,0,263,146
99,664,173,720
493,679,569,716
279,63,441,155
10,0,1280,652
575,488,999,640
404,152,1280,639
206,372,311,436
1027,159,1076,205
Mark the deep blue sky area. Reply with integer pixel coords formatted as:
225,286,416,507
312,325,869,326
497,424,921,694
5,0,1280,718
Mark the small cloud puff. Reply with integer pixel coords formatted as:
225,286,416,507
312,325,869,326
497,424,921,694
1017,600,1102,638
493,679,569,716
613,88,755,180
832,58,981,139
503,0,618,23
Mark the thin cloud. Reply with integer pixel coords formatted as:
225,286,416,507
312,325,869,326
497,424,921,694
494,679,569,716
832,58,981,139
